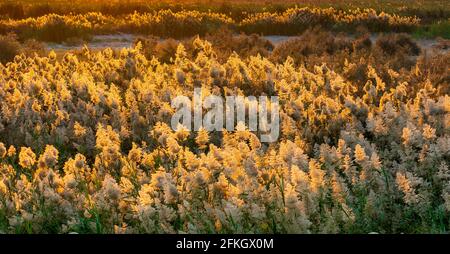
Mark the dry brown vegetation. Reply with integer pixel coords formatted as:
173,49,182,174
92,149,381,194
0,33,45,64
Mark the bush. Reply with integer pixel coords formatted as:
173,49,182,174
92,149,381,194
270,28,353,63
375,33,421,56
0,33,22,64
135,29,274,64
135,36,179,64
0,33,45,64
204,27,274,62
0,7,427,43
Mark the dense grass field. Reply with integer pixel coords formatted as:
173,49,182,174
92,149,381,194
0,0,449,234
1,0,448,19
0,1,449,30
